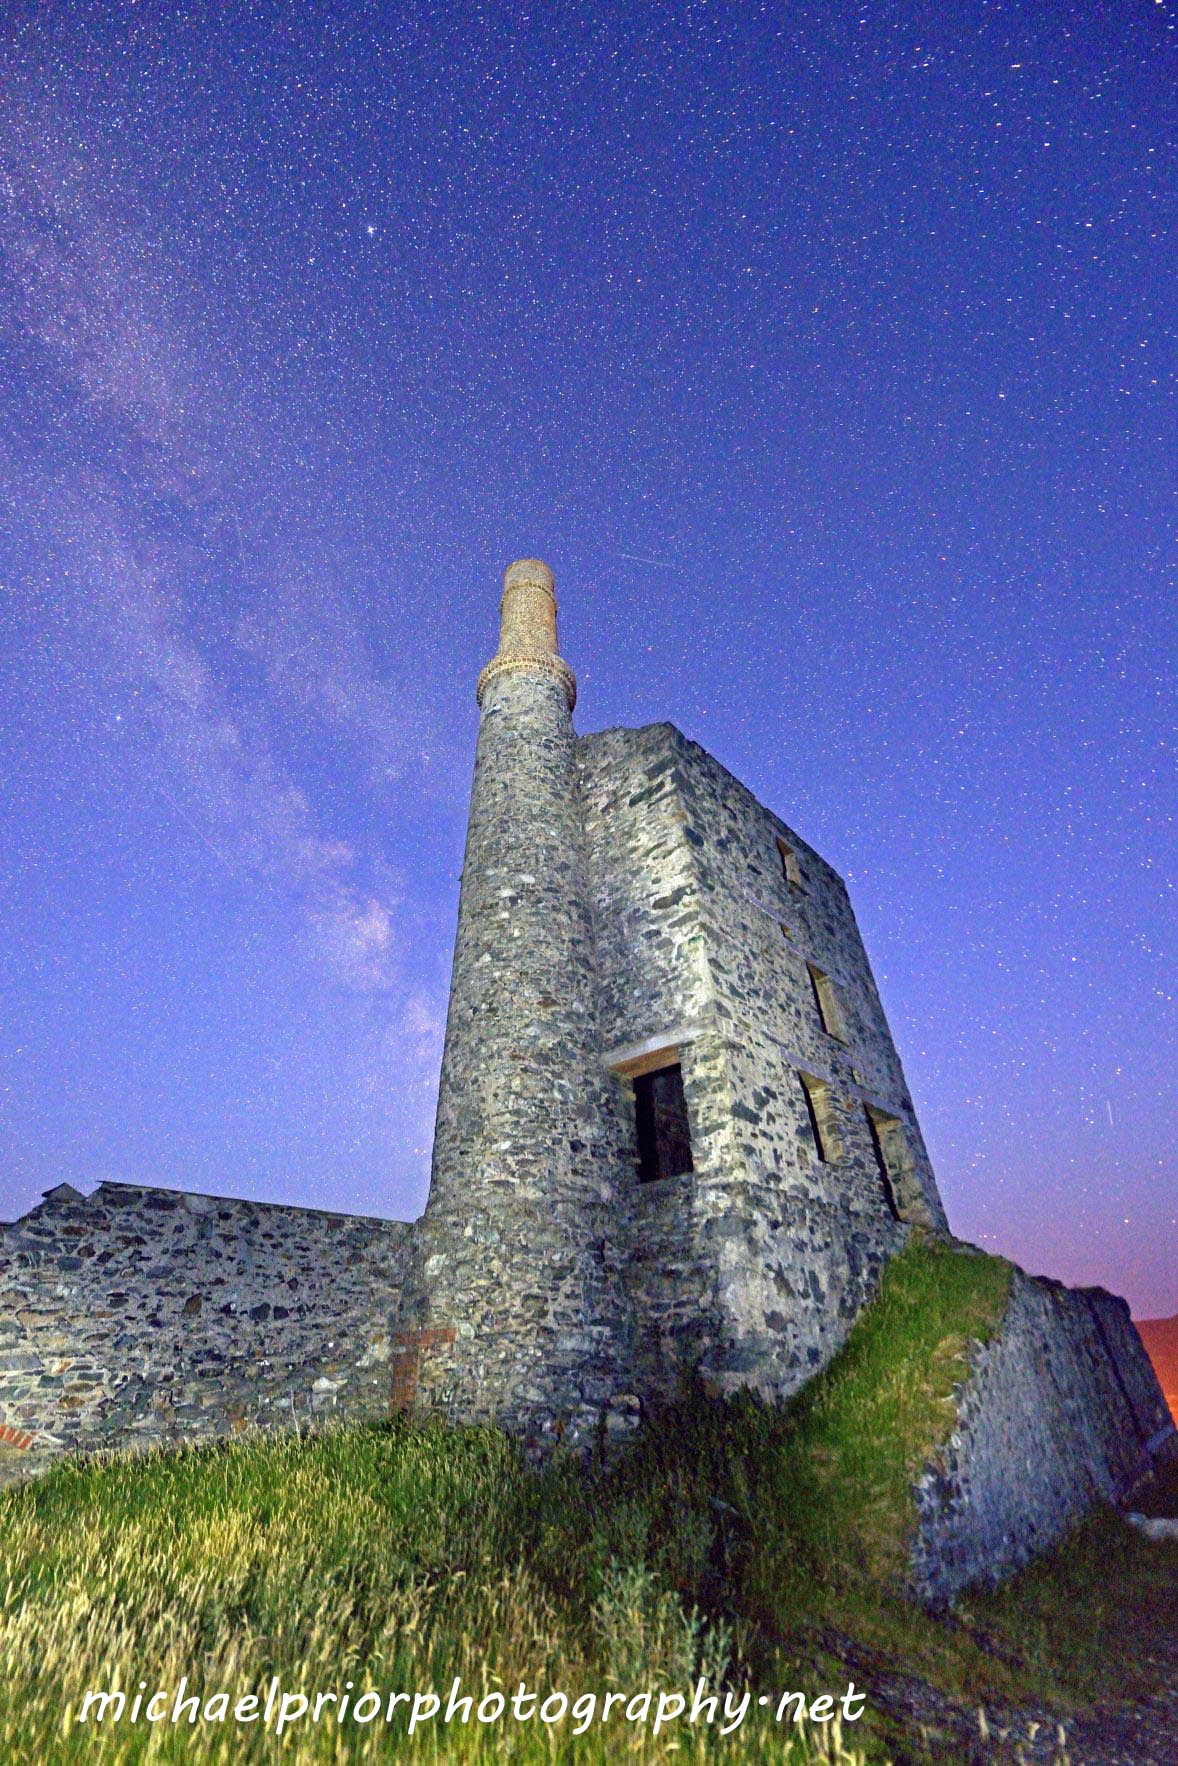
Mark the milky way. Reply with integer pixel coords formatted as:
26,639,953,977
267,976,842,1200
0,3,1172,1314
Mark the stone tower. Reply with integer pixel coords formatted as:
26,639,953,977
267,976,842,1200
392,560,635,1449
392,556,958,1442
4,558,1172,1602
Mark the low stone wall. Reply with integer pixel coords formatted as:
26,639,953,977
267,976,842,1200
0,1182,408,1481
7,1178,1171,1622
910,1263,1177,1607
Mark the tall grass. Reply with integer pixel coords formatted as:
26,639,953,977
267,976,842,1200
1,1237,1172,1762
0,1420,861,1762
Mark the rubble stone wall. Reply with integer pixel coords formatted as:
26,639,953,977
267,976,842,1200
0,1181,407,1481
394,667,637,1449
5,703,1166,1618
910,1266,1176,1607
577,724,941,1407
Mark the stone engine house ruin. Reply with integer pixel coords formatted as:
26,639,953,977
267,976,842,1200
393,558,948,1442
2,558,1172,1602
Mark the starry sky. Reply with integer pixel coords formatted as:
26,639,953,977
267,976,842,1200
0,2,1173,1316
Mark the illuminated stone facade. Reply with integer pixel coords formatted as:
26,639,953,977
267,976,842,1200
394,560,949,1446
2,559,1172,1611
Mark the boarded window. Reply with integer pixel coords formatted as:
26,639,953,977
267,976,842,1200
634,1062,695,1183
807,963,847,1042
776,836,802,888
865,1106,917,1221
798,1071,840,1164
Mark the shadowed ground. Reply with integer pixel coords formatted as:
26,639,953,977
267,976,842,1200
1,1240,1174,1763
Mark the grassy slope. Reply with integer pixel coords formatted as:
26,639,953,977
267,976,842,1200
1,1238,1174,1763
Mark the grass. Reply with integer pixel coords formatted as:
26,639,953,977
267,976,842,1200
1,1237,1174,1763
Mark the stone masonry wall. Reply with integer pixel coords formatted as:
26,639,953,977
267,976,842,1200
577,723,948,1409
0,1181,408,1482
910,1264,1177,1607
575,720,953,1405
397,665,636,1450
575,724,721,1404
666,726,939,1397
663,725,944,1226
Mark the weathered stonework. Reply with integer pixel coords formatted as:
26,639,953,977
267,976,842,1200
576,721,945,1412
396,561,635,1446
392,570,952,1450
911,1267,1177,1607
1,554,1172,1604
0,1181,407,1484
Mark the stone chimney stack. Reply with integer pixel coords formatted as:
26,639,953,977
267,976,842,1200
476,558,576,710
393,560,633,1449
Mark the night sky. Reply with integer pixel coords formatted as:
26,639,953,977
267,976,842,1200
0,3,1173,1317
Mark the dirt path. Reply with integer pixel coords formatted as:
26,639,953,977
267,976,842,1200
825,1625,1178,1764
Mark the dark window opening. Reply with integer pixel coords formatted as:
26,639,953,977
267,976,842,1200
798,1071,840,1163
634,1062,694,1183
807,963,847,1041
864,1104,929,1223
776,836,802,888
864,1109,902,1220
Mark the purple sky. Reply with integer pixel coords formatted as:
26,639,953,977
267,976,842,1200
0,2,1173,1316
